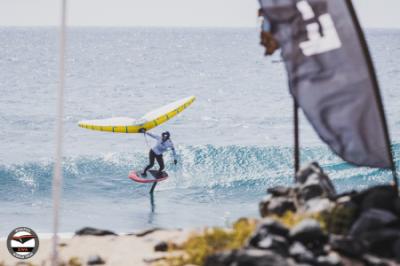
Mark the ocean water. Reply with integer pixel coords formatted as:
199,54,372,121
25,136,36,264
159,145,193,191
0,27,400,235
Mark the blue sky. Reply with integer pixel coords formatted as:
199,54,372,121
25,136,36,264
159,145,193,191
0,0,399,28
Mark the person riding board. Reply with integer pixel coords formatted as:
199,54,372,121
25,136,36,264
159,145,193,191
139,128,177,177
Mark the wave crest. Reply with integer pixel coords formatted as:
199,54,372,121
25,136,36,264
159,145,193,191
1,144,397,201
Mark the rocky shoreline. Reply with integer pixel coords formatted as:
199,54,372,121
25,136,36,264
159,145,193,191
206,163,400,266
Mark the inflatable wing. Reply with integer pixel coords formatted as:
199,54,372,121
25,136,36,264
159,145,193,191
78,96,195,133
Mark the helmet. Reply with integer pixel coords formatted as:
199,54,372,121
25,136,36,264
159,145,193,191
162,131,170,140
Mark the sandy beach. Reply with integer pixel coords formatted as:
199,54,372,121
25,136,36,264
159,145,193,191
0,229,189,266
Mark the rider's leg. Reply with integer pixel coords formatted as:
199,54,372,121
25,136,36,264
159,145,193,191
155,154,164,176
142,150,155,176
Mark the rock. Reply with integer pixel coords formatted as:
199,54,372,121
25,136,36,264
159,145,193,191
133,228,163,237
349,208,398,237
296,162,320,184
351,185,398,213
298,180,325,201
204,250,236,266
302,198,334,214
266,197,296,216
87,255,105,265
317,252,342,266
290,219,327,251
205,249,290,266
295,162,336,200
75,227,117,236
248,218,289,246
336,195,353,204
330,235,365,258
154,241,168,252
362,254,391,266
248,219,290,256
358,228,400,258
257,235,289,256
253,164,400,265
248,219,289,254
393,239,400,262
394,198,400,216
340,256,365,266
267,186,292,197
234,249,290,266
259,194,296,217
289,242,315,264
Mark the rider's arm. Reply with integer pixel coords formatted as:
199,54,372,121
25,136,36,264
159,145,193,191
145,132,161,141
169,141,177,160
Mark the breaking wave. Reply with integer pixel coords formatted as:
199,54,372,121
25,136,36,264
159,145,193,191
1,144,398,201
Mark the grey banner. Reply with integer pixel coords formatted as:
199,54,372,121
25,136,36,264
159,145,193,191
259,0,393,168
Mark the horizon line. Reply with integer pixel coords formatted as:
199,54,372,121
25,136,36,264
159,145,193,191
0,25,399,30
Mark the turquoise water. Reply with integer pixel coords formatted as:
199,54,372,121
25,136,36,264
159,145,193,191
0,28,399,235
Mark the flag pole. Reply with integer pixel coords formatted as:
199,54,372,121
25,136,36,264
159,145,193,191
294,99,300,178
392,168,399,193
345,0,398,194
51,0,67,265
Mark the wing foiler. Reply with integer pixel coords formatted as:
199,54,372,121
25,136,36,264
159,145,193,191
78,96,195,133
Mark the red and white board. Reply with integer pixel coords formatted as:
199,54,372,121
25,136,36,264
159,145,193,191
128,170,169,183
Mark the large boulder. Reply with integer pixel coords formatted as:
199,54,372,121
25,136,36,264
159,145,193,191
296,162,336,203
358,228,400,258
349,208,398,237
351,185,399,214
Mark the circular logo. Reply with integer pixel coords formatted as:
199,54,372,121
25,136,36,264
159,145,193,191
7,227,39,259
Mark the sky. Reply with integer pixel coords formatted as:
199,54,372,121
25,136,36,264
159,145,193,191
0,0,399,28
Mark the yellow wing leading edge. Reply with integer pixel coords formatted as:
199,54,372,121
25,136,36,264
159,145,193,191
78,96,195,133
